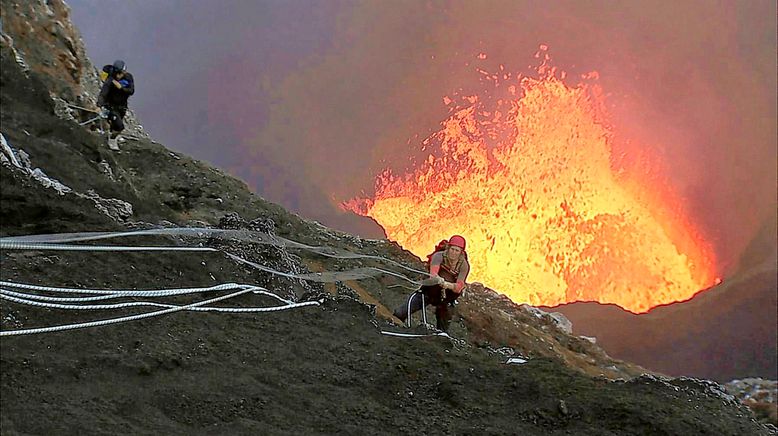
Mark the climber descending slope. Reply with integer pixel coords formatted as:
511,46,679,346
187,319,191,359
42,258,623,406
97,59,135,150
393,235,470,332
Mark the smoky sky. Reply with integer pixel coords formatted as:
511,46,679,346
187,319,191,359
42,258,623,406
68,0,776,275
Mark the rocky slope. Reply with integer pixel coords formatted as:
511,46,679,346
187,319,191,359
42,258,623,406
0,1,774,434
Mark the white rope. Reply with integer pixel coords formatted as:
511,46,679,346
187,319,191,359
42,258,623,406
0,289,322,336
0,227,430,276
0,288,127,302
0,281,293,303
64,102,99,113
0,288,250,336
0,241,432,287
380,330,450,339
0,290,320,313
225,252,428,286
0,230,444,336
0,241,216,252
79,115,104,126
1,280,237,295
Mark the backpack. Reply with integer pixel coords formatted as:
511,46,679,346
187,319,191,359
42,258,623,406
100,65,122,82
426,240,449,266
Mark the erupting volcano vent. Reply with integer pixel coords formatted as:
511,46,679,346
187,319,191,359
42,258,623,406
345,50,718,313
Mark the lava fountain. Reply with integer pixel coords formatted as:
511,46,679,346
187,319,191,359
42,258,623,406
344,51,718,313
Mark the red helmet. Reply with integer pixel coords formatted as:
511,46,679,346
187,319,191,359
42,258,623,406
448,235,466,250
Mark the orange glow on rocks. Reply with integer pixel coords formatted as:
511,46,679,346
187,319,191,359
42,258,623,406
344,50,718,313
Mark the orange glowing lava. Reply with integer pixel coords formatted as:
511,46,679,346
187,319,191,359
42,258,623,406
345,51,717,313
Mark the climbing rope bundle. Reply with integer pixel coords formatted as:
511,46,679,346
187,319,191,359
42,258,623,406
0,227,438,337
0,282,321,336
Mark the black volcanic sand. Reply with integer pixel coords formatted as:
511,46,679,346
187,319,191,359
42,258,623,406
1,37,773,436
0,246,769,435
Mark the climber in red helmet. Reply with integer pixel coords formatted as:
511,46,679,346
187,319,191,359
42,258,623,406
393,235,470,332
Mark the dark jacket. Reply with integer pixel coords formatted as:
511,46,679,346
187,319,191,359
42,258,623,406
98,65,134,109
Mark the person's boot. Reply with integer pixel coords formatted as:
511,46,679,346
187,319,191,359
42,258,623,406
108,134,120,151
436,304,452,332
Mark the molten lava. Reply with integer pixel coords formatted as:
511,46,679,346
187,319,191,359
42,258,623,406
345,53,717,313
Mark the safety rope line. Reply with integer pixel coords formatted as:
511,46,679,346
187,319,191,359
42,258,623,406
380,330,451,339
2,281,254,297
0,227,429,276
64,102,100,113
0,281,294,304
0,289,323,337
0,241,435,287
225,252,428,286
0,242,216,252
0,288,249,336
0,289,319,313
79,115,104,126
0,230,444,337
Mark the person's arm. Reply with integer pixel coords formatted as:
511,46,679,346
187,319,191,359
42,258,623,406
428,252,444,284
119,74,135,96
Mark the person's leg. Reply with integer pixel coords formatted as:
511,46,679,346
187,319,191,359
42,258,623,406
116,107,127,132
105,111,120,149
435,303,451,331
109,111,125,137
393,291,425,322
435,290,461,331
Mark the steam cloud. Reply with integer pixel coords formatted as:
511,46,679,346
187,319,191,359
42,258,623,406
69,0,776,274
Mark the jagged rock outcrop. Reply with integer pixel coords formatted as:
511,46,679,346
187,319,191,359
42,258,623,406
726,379,778,427
2,132,133,222
1,0,148,139
1,0,90,100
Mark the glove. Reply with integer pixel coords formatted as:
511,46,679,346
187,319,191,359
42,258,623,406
99,107,110,118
